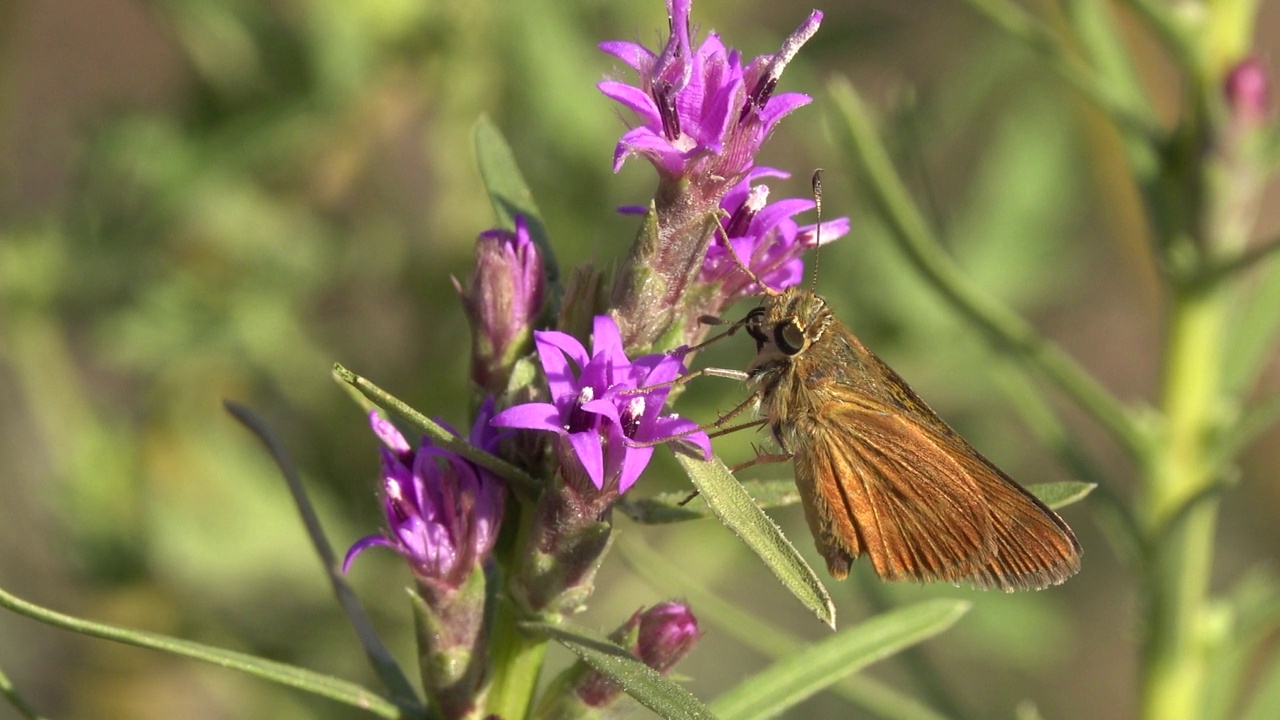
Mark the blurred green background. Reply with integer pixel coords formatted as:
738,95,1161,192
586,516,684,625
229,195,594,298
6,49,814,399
2,0,1278,718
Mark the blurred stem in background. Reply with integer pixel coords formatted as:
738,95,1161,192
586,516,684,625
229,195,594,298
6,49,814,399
837,1,1279,719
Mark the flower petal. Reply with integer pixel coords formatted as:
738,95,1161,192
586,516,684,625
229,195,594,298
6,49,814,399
567,431,606,489
369,411,411,454
491,402,565,433
342,535,395,573
617,445,655,494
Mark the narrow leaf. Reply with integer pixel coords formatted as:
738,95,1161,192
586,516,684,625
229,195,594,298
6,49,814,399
0,664,47,720
673,452,835,629
618,480,801,524
224,402,423,713
0,585,404,718
525,620,716,720
473,114,560,289
709,600,970,720
332,363,539,494
1027,481,1096,509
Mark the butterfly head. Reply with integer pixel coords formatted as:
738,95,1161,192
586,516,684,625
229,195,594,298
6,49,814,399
744,287,833,360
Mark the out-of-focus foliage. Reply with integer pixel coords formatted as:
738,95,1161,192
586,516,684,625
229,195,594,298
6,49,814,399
1,1,1278,719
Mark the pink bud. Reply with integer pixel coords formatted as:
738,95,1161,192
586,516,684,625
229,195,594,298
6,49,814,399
1225,57,1270,128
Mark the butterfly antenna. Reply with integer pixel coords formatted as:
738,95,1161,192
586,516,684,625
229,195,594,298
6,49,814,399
809,169,823,294
717,210,780,297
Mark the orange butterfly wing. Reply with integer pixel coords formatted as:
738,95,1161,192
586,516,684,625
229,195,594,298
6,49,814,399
791,398,1081,591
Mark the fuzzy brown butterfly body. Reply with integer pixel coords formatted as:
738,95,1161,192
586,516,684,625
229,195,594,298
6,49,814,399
742,286,1081,591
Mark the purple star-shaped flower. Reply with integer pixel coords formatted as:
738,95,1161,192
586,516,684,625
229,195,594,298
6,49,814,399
344,400,506,588
599,0,821,188
700,168,851,303
492,315,710,494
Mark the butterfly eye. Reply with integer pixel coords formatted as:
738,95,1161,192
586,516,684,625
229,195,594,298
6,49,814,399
775,321,806,355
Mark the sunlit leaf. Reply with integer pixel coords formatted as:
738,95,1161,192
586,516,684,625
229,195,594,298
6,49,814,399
709,600,970,720
1027,482,1096,509
674,452,835,629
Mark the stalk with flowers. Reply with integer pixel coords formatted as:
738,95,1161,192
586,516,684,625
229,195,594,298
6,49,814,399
335,3,875,715
4,0,1277,719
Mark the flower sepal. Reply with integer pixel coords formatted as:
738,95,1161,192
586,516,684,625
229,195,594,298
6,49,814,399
410,563,491,720
610,199,724,352
510,475,616,618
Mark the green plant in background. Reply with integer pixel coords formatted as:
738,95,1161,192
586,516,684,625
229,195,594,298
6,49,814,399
0,1,1277,720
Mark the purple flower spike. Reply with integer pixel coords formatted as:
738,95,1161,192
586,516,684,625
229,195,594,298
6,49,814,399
492,315,710,495
599,1,819,188
344,404,506,590
701,168,851,304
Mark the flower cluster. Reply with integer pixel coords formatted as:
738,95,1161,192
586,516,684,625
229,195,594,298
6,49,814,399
599,0,845,350
600,0,820,193
343,1,832,716
700,168,851,307
493,314,711,497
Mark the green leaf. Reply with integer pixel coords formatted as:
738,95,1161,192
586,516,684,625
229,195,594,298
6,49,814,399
708,600,970,720
618,480,801,524
473,114,560,290
332,363,539,495
673,452,836,629
0,585,406,718
525,620,716,720
1027,481,1096,509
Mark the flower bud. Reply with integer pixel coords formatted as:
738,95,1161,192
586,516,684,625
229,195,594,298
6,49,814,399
632,601,701,675
1225,57,1270,130
455,215,545,395
537,601,703,717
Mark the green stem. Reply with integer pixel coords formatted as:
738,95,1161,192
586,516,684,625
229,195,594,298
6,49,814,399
1140,285,1226,720
483,502,549,719
0,665,48,720
484,601,549,719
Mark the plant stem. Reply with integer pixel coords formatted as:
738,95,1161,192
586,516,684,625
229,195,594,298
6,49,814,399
483,598,548,720
1140,284,1226,720
483,502,548,719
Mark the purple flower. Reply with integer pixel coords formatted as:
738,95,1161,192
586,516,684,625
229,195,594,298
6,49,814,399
454,215,545,393
599,0,820,188
492,315,710,494
344,401,506,589
700,168,851,303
